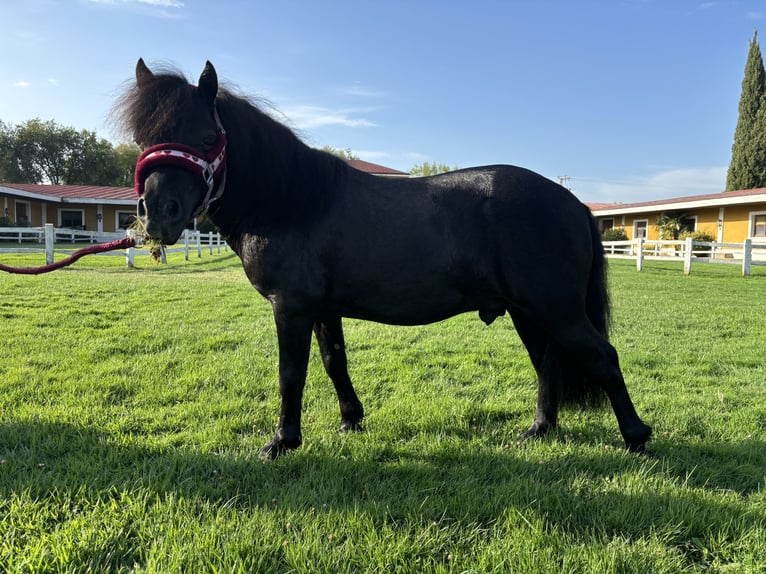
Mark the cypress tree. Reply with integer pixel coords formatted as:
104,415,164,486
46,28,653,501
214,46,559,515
726,30,766,191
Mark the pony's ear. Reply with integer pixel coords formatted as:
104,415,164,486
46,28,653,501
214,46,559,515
198,61,218,106
135,58,154,88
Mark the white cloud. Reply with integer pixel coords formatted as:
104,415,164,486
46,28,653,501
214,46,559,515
573,166,727,204
14,81,31,88
47,78,59,86
402,152,430,164
88,0,184,6
646,166,727,194
281,105,376,129
137,0,183,5
337,84,388,99
356,150,391,162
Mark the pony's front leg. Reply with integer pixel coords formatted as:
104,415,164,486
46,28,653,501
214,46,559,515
260,303,314,460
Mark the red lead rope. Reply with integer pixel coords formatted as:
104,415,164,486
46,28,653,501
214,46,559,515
0,236,136,275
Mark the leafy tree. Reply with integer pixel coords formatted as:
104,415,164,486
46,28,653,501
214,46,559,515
70,129,122,185
11,119,81,184
409,161,459,177
0,118,125,186
727,30,766,191
114,143,141,187
320,146,359,160
0,121,14,181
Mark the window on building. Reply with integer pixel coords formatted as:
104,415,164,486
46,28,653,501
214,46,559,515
59,209,84,229
14,200,30,225
601,218,614,233
633,219,648,239
680,216,697,233
753,213,766,237
116,211,136,230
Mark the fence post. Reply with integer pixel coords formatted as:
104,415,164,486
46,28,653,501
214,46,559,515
126,229,135,268
44,223,55,265
742,239,752,276
184,229,190,261
636,237,644,271
683,237,693,275
196,230,202,258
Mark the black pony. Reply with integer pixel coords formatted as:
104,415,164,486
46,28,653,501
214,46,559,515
116,60,651,458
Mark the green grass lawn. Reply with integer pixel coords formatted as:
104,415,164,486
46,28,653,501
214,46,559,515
1,251,764,573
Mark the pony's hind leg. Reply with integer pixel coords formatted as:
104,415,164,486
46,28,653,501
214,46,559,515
313,316,364,432
510,311,562,440
551,317,652,452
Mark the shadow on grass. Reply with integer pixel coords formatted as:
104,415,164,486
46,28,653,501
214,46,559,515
59,252,242,274
137,252,241,274
1,418,763,550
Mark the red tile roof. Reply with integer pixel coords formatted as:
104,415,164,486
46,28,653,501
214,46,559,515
587,187,766,213
587,187,766,211
346,159,410,176
1,182,135,201
585,202,621,210
1,159,409,201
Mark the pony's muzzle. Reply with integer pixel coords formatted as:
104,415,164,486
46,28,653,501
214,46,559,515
136,178,188,244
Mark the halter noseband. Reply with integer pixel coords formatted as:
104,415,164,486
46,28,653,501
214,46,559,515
134,107,227,218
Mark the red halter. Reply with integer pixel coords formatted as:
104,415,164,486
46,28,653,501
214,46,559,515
134,108,227,217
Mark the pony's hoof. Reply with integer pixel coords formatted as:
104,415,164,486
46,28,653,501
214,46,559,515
340,420,363,433
625,439,651,456
258,441,283,460
624,423,652,455
518,421,556,443
259,432,301,460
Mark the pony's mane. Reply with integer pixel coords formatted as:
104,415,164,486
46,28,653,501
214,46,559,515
209,87,350,230
112,65,192,146
113,64,350,230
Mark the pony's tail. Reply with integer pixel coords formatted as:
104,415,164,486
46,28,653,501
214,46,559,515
561,208,610,408
585,209,611,338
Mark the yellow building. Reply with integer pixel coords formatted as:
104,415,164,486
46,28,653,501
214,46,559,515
1,183,136,233
589,187,766,245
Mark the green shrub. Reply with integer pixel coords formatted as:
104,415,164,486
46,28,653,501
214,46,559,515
601,227,628,241
680,229,716,257
680,229,715,242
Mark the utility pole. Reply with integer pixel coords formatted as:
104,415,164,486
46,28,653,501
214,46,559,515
558,175,572,190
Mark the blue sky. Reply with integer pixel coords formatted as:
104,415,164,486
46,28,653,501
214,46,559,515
1,1,763,203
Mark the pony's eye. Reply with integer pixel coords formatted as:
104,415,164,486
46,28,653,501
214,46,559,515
202,133,217,149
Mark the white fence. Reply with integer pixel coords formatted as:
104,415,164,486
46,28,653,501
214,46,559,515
4,225,763,276
0,225,119,244
124,228,228,267
603,237,766,276
0,224,227,268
